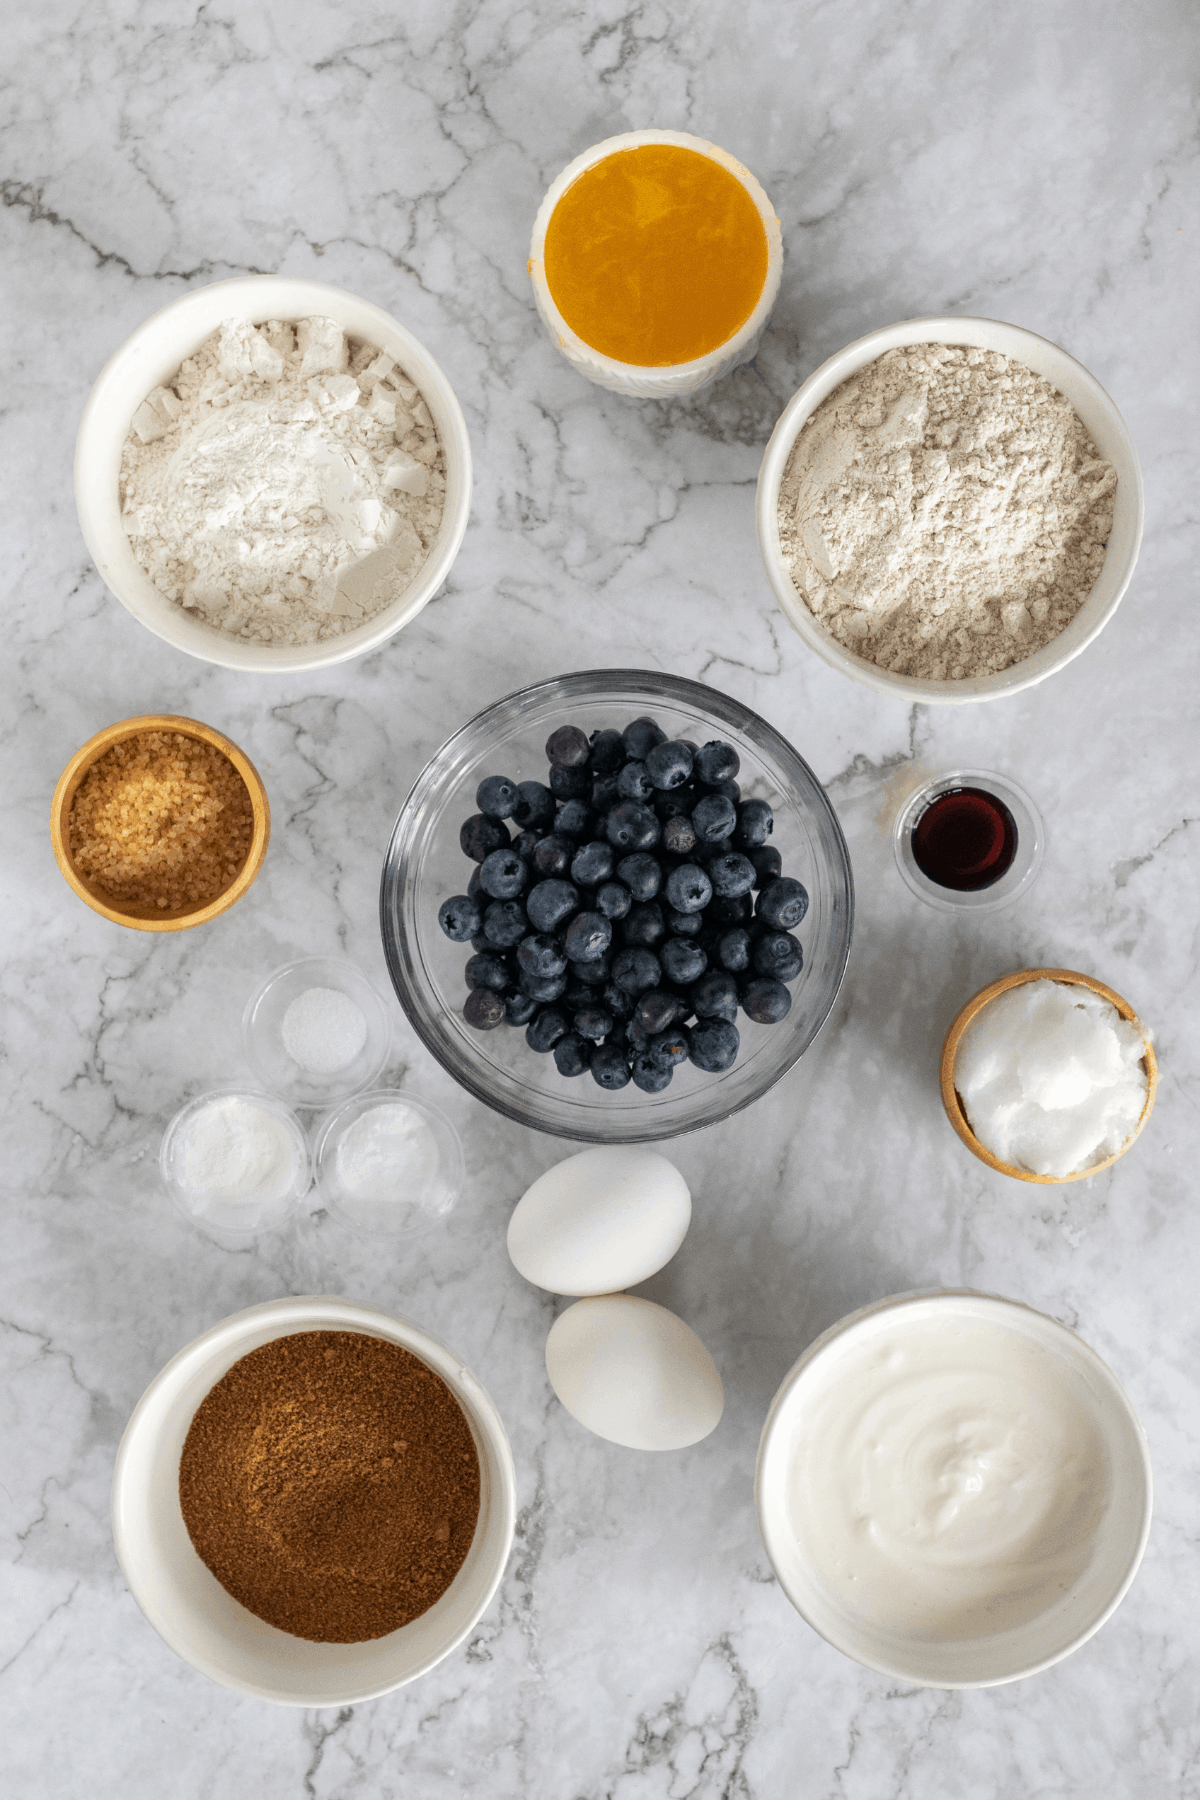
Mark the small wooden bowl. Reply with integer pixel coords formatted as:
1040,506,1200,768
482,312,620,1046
50,714,270,933
940,968,1157,1184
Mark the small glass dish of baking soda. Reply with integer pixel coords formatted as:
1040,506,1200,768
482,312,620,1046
893,770,1045,913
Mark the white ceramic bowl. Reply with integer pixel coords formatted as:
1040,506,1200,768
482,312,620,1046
111,1296,516,1704
75,276,472,674
756,317,1144,703
755,1290,1152,1688
529,129,783,398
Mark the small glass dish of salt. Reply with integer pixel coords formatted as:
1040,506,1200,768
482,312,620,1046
242,956,392,1107
313,1089,464,1238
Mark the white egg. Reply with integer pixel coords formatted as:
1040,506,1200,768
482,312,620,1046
507,1146,691,1297
545,1294,723,1451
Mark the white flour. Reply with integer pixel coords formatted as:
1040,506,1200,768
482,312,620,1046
120,317,445,645
777,345,1117,680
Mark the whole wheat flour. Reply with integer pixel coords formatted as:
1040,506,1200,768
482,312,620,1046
777,344,1117,680
119,317,445,646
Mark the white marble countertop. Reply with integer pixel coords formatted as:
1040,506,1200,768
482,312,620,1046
4,2,1199,1794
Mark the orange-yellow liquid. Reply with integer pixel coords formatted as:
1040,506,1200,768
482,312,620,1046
542,144,769,367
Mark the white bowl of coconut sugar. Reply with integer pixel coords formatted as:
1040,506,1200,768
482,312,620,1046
756,316,1143,704
75,276,472,673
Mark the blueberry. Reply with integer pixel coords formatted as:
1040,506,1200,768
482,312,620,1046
504,991,539,1026
692,793,737,842
734,799,774,848
463,988,506,1029
756,877,809,930
591,1043,632,1089
596,880,633,920
460,814,510,862
692,970,739,1022
694,741,740,787
655,789,695,821
622,716,666,760
646,1027,689,1069
526,879,579,932
688,1018,740,1072
564,910,612,963
479,846,528,899
438,894,481,942
617,760,655,802
664,904,703,937
741,977,792,1023
483,899,528,947
516,933,568,980
469,932,491,954
631,1052,673,1093
589,728,626,774
476,774,518,818
545,724,591,767
532,834,573,879
465,952,511,993
716,927,752,973
662,814,698,856
712,779,741,804
551,761,591,799
511,781,555,829
554,799,594,839
605,801,660,852
708,851,756,899
519,970,567,1003
526,1008,568,1053
635,989,684,1036
660,936,707,985
748,845,783,888
574,1007,614,1042
645,740,694,790
569,953,610,984
664,863,713,915
707,893,753,930
627,902,669,947
753,931,803,981
591,772,621,812
602,979,635,1020
611,947,661,994
512,828,543,860
616,852,661,901
467,866,484,900
570,840,615,887
553,1032,592,1077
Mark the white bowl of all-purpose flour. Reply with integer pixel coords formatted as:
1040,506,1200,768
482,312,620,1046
755,1290,1152,1687
756,317,1144,704
75,277,472,674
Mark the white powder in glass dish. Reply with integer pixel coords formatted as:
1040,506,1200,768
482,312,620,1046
335,1101,442,1206
173,1094,302,1200
119,317,445,646
281,987,369,1075
778,345,1117,680
955,979,1149,1177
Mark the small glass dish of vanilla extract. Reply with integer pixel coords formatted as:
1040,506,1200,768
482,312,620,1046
893,770,1045,913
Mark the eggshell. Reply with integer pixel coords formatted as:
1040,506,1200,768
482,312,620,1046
545,1294,723,1450
507,1146,691,1297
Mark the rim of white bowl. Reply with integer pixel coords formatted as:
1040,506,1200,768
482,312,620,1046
528,129,783,398
756,316,1145,703
74,276,472,673
111,1296,517,1703
754,1288,1154,1688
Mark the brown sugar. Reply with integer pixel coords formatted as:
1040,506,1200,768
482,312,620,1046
178,1331,481,1643
69,729,253,911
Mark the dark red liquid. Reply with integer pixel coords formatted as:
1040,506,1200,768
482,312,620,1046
911,787,1017,891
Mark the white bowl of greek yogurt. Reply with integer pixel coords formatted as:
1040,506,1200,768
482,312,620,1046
756,317,1144,704
755,1290,1152,1687
75,276,471,673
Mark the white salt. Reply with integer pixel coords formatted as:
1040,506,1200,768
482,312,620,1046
335,1101,442,1206
956,978,1149,1178
174,1095,301,1201
282,986,368,1074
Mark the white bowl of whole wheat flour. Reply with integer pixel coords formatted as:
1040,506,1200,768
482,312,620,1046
756,317,1143,703
75,277,472,674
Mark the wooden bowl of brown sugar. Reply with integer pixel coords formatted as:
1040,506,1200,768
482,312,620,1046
50,713,270,930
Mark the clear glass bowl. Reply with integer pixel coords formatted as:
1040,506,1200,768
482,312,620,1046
893,770,1046,914
313,1088,464,1238
159,1085,312,1242
379,670,854,1142
242,956,392,1108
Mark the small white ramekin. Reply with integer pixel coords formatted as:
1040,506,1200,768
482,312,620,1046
756,317,1144,703
756,1289,1152,1689
528,129,783,398
75,276,472,674
111,1296,516,1704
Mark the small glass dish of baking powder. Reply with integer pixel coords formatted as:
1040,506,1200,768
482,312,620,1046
243,956,392,1108
160,1086,312,1242
313,1088,464,1239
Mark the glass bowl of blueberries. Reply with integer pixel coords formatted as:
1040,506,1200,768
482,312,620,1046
379,670,853,1142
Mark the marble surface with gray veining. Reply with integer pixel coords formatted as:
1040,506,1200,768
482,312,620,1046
3,2,1199,1794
